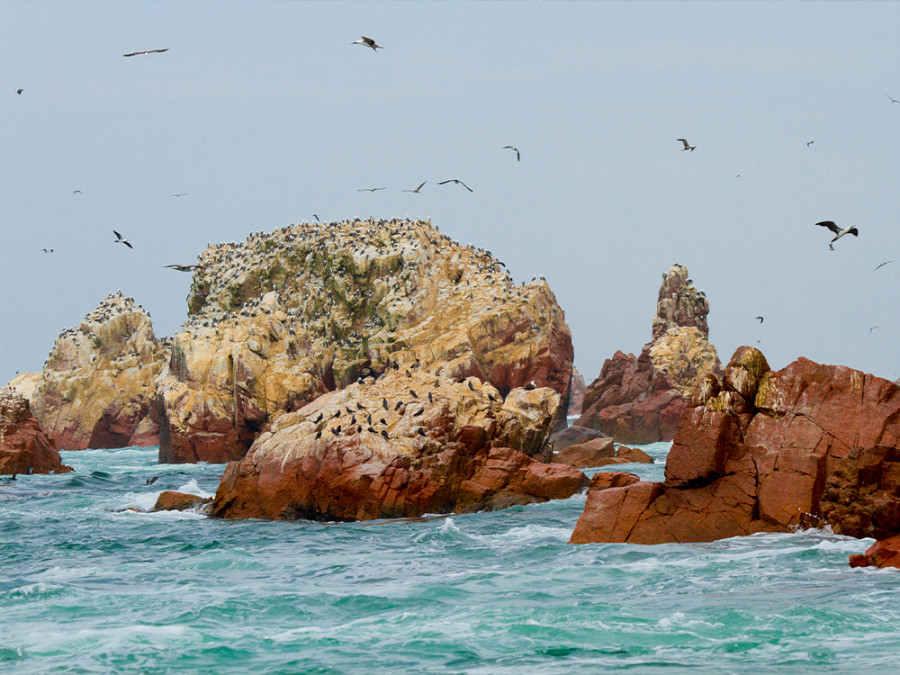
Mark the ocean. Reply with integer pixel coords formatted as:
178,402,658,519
2,443,898,674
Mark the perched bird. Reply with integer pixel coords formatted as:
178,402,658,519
315,430,322,439
382,398,388,410
438,178,473,192
313,412,323,423
356,187,386,192
380,429,389,439
352,36,383,51
874,260,894,271
16,88,24,95
402,181,426,193
755,316,764,323
409,389,418,398
677,138,695,151
163,264,199,272
123,48,169,57
815,220,858,249
428,392,433,403
886,93,900,104
113,230,133,249
502,145,520,161
524,381,536,391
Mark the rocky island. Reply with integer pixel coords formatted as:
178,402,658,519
0,389,72,475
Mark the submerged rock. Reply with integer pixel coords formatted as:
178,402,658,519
570,348,900,545
0,390,72,475
152,490,212,513
211,370,587,521
577,264,722,444
158,218,573,463
31,293,167,450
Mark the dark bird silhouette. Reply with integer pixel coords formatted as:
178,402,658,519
382,398,388,410
352,36,382,51
413,407,424,417
42,248,54,254
315,430,322,439
524,381,537,391
428,392,433,403
330,426,341,436
312,214,320,222
356,402,365,410
870,325,880,333
145,476,159,486
357,187,386,192
16,88,24,95
886,93,900,104
163,264,199,272
73,190,82,195
409,389,418,398
123,48,169,57
438,179,473,192
313,412,323,423
402,181,426,193
394,400,403,411
113,230,133,249
417,427,426,436
815,221,858,249
502,145,520,161
806,140,814,147
677,138,695,151
874,260,894,271
467,381,474,391
170,193,188,198
755,316,764,323
381,429,389,439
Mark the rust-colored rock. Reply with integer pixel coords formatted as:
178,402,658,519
566,367,586,416
211,371,587,521
31,293,166,450
849,535,900,569
577,265,722,444
0,390,72,475
157,219,573,463
152,490,213,512
570,348,900,545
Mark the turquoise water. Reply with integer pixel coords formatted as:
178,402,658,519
2,443,899,674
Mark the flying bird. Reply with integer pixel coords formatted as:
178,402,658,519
806,140,814,147
16,88,24,95
113,230,133,249
123,48,169,57
677,138,695,151
755,316,764,323
312,214,320,222
870,325,880,333
42,248,54,254
170,193,188,198
886,93,900,104
163,264,199,272
356,187,386,192
502,145,520,161
874,260,894,271
438,179,473,192
352,36,382,51
73,189,82,195
402,181,426,193
815,220,858,248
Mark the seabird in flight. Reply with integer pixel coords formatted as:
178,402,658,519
755,316,764,323
886,93,900,104
402,181,426,193
357,187,387,192
73,189,82,195
170,193,188,198
42,248,54,254
163,264,199,272
123,48,169,57
677,138,695,151
16,88,24,95
870,325,880,333
502,145,520,161
352,36,382,51
113,230,133,249
815,220,858,248
874,260,894,271
438,179,473,192
312,214,320,222
806,140,814,147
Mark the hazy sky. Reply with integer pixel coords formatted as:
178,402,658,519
2,2,898,387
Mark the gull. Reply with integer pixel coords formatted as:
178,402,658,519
16,88,24,95
123,48,169,57
755,316,764,323
356,187,386,192
170,193,188,198
402,181,426,193
352,36,382,51
886,93,900,104
677,138,695,151
113,230,133,249
874,260,894,271
163,264,199,272
42,248,54,254
502,145,520,161
816,220,858,249
438,178,473,192
806,140,814,147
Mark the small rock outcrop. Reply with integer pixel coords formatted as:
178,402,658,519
577,265,722,444
211,371,587,521
570,348,900,545
31,293,167,450
0,390,72,475
158,219,573,463
550,437,653,469
566,367,586,416
152,491,212,512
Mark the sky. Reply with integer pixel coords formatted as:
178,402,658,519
2,2,898,387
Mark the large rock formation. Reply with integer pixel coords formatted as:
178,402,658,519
211,370,587,520
570,348,900,545
31,293,167,450
577,264,722,444
0,390,72,475
5,372,40,401
157,218,573,463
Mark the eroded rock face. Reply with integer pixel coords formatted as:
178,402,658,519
31,293,167,450
158,219,573,463
577,265,722,444
0,390,72,475
211,371,587,521
570,348,900,545
567,367,586,416
5,372,40,401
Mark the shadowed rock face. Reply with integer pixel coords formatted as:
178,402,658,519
157,218,573,463
570,347,900,545
577,265,722,444
30,293,167,450
211,371,587,521
0,390,72,475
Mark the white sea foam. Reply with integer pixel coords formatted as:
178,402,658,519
175,478,214,499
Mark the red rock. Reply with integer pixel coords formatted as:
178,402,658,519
152,490,212,512
548,425,610,453
588,471,640,490
615,446,654,464
570,348,900,545
551,437,615,468
0,391,72,475
850,534,900,569
566,367,586,416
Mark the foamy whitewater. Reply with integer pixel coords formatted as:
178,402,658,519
2,443,899,673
